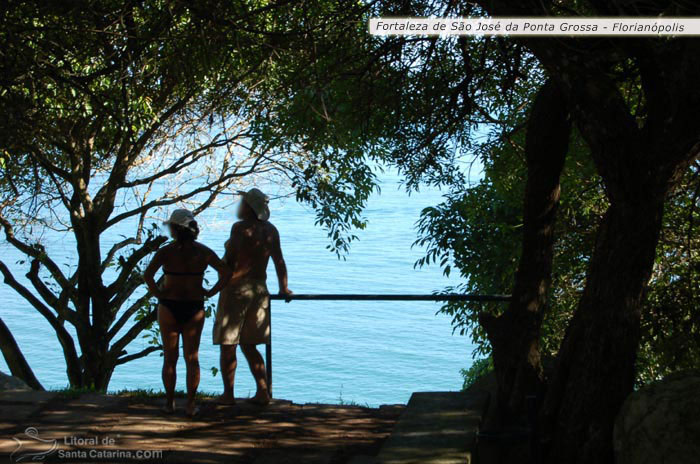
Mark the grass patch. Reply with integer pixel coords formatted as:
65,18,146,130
337,387,371,408
114,388,219,400
50,387,219,400
51,386,100,399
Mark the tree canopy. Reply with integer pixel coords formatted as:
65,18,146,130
0,0,309,389
239,1,700,462
2,2,699,463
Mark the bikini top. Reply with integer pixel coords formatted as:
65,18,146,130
163,269,205,276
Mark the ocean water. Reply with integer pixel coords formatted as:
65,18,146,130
0,171,476,406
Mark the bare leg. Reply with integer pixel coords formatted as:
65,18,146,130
158,305,180,413
182,310,205,417
218,344,237,404
241,343,270,405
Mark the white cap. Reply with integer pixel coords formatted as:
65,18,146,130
163,208,197,232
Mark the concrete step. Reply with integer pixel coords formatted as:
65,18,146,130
348,455,377,464
374,391,488,464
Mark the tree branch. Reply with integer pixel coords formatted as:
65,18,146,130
109,308,157,359
0,212,72,291
115,345,161,366
93,88,195,223
0,260,82,385
26,259,79,327
101,205,151,272
102,237,140,272
0,317,45,390
105,234,167,298
27,147,71,181
108,273,146,318
102,162,260,230
119,135,245,189
107,289,156,341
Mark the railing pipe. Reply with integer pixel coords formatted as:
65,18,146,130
269,293,511,302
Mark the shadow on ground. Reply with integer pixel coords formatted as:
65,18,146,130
0,391,404,463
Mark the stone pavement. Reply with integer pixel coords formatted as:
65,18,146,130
0,390,404,463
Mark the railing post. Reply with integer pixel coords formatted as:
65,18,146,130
266,297,272,398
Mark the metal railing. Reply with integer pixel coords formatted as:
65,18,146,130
264,293,511,397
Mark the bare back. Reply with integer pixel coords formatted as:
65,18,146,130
224,219,281,283
147,242,212,300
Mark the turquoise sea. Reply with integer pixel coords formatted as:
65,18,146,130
0,171,477,406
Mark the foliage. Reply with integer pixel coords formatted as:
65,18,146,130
416,132,700,384
238,0,700,460
416,129,605,358
0,0,305,389
2,0,698,406
637,164,700,383
249,0,543,250
247,0,700,388
461,356,494,390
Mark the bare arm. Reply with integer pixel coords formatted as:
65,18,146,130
271,226,291,296
205,247,232,298
143,248,165,299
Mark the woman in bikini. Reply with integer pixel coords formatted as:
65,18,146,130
144,208,231,417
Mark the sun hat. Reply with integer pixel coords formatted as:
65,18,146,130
163,208,197,233
239,188,270,221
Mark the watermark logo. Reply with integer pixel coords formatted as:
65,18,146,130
9,427,163,462
368,17,700,37
10,427,58,462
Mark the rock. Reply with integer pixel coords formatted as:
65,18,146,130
0,370,31,391
614,370,700,464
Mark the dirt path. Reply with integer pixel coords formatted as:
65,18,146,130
0,391,404,463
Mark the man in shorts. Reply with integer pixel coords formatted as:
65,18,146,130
213,188,292,405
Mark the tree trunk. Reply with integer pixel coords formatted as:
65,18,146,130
79,331,114,391
0,317,44,390
73,217,113,391
481,79,570,419
540,195,666,464
81,362,115,391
